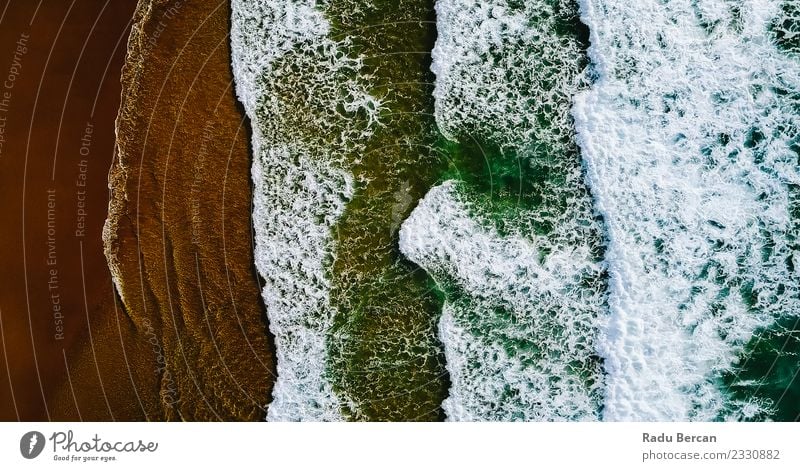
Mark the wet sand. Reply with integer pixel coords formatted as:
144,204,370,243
104,0,274,421
0,0,155,420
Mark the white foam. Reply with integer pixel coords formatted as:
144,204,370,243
431,0,587,152
573,0,800,420
231,2,328,113
401,182,605,420
231,0,380,421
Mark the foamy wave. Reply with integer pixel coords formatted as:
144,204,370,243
402,0,606,421
401,182,605,420
231,0,380,421
574,0,800,420
230,2,328,113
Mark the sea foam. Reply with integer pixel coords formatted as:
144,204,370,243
400,182,605,420
574,0,800,420
231,0,380,420
400,0,607,420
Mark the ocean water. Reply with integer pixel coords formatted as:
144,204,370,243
232,0,449,421
322,0,450,421
573,0,800,420
231,0,372,420
400,0,607,421
232,0,800,421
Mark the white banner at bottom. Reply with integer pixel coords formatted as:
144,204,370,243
1,422,797,470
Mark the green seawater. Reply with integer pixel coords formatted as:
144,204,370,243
724,174,800,421
437,136,567,237
724,316,800,421
323,0,606,420
773,2,799,55
324,0,449,421
244,0,798,421
719,9,800,421
427,0,606,420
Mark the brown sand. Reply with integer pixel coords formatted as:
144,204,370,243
0,0,273,421
0,0,158,420
103,0,274,421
